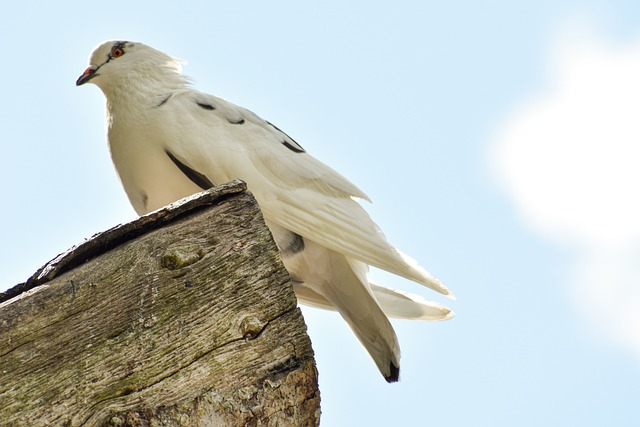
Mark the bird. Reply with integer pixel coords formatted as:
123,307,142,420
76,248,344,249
77,40,454,382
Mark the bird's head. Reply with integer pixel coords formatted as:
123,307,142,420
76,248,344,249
76,40,186,94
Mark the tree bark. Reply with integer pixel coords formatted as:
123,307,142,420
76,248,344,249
0,181,320,427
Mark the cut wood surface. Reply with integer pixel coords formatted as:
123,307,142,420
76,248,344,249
0,181,320,426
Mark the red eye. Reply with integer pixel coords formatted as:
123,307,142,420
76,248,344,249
111,47,124,58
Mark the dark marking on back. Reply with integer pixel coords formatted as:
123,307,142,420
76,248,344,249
165,150,214,190
385,362,400,383
228,117,245,125
280,231,305,255
156,94,172,108
282,141,305,153
266,121,306,153
196,101,216,110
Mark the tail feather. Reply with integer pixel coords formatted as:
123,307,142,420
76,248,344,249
321,256,401,382
369,282,455,321
293,282,454,321
285,236,401,381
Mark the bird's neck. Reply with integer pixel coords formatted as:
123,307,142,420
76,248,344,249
101,70,187,113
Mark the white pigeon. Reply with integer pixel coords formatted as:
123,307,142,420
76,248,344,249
77,40,454,382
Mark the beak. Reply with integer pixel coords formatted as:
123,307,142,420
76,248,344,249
76,65,98,86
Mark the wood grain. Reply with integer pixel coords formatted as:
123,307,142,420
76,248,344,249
0,183,320,426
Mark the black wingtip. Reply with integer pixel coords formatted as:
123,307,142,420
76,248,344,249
385,362,400,383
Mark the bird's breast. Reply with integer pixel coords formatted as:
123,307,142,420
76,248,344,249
107,116,205,215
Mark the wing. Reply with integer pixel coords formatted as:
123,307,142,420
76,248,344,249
163,90,452,297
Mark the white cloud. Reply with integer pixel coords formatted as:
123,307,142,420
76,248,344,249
570,245,640,357
492,21,640,360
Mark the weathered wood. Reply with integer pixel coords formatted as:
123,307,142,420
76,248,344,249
0,181,320,426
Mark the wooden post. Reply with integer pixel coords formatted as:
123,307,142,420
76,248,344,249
0,181,320,427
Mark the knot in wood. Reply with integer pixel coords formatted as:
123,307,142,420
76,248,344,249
142,314,158,329
108,415,125,426
160,248,204,270
240,315,266,339
236,385,258,401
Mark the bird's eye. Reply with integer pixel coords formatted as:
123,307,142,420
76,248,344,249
111,47,125,58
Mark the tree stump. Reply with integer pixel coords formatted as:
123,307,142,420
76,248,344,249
0,180,320,427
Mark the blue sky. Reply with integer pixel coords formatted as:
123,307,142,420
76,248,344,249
2,1,639,425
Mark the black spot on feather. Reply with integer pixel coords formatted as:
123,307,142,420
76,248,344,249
228,117,245,125
156,94,172,108
266,121,305,153
282,141,305,153
196,101,216,110
280,232,305,255
165,150,214,190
